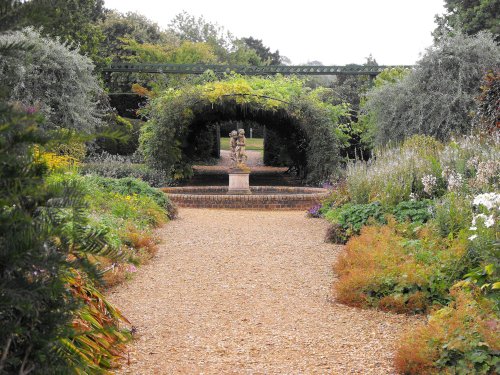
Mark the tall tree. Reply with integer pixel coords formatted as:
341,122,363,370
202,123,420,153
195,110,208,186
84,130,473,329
0,0,106,64
434,0,500,42
168,11,233,63
167,11,263,66
99,10,178,62
241,36,282,65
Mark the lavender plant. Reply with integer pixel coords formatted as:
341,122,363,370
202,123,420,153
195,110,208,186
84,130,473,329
82,152,170,187
346,134,499,207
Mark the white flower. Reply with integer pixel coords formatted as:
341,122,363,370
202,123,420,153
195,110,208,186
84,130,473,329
472,214,496,228
441,166,452,179
466,157,479,170
421,175,437,195
475,161,499,186
472,214,488,226
484,215,495,228
446,171,463,192
468,234,478,241
473,193,500,211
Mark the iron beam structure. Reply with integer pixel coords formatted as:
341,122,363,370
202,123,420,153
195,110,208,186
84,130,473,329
102,63,412,76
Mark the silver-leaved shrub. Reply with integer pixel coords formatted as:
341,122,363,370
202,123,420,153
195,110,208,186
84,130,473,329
365,32,500,146
0,27,104,133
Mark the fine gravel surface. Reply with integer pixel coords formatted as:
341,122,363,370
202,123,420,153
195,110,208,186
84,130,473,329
108,209,419,374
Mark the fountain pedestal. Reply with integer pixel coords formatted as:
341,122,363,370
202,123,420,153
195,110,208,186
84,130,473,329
228,169,251,194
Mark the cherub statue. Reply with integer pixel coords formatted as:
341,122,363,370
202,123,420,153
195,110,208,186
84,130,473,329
236,129,248,165
229,130,238,167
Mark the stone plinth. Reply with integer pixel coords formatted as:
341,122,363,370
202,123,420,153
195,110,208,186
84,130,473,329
228,170,251,194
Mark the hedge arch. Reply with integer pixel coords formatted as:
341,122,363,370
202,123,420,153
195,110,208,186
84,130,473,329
140,75,348,183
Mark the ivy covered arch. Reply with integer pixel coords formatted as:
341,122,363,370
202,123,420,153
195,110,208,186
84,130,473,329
140,75,349,183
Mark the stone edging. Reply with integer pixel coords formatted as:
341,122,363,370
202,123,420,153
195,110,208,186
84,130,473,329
162,186,329,210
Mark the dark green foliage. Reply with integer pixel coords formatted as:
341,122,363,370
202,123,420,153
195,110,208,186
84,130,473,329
434,193,473,239
326,56,380,159
326,202,386,235
190,124,217,160
0,102,73,373
96,115,140,155
393,200,433,224
434,0,500,42
0,0,106,64
338,202,386,233
0,102,116,373
264,127,292,166
241,36,282,65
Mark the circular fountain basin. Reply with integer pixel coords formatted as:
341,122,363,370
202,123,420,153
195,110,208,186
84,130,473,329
162,186,329,210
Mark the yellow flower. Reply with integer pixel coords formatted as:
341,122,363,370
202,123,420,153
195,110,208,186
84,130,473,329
33,146,79,171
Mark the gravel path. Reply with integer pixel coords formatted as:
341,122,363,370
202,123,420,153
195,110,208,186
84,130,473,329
108,209,418,374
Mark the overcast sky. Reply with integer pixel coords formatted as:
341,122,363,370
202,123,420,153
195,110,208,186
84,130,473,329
104,0,446,66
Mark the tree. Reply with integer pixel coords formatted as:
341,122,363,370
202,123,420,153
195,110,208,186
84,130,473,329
168,11,233,63
305,55,380,159
0,28,105,133
0,0,107,64
122,38,217,64
241,36,282,65
364,32,500,145
99,10,177,62
434,0,500,42
167,11,264,66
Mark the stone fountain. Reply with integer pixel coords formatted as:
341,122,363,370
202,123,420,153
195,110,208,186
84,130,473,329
162,128,330,209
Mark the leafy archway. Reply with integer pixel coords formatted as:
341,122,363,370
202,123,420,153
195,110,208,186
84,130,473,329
140,75,349,183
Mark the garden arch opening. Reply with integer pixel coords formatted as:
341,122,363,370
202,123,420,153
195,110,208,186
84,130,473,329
141,77,343,184
186,99,308,172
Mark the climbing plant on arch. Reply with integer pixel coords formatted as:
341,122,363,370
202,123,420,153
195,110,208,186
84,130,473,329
139,75,350,182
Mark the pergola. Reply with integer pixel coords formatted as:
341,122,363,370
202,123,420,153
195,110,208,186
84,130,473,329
102,63,412,77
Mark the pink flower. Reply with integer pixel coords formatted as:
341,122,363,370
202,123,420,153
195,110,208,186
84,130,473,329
127,264,138,273
25,106,37,115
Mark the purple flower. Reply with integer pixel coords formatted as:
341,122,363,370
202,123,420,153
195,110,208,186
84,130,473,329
321,182,334,190
25,106,37,115
307,204,322,218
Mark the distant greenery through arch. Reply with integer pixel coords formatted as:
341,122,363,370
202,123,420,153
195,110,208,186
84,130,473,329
140,75,350,183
